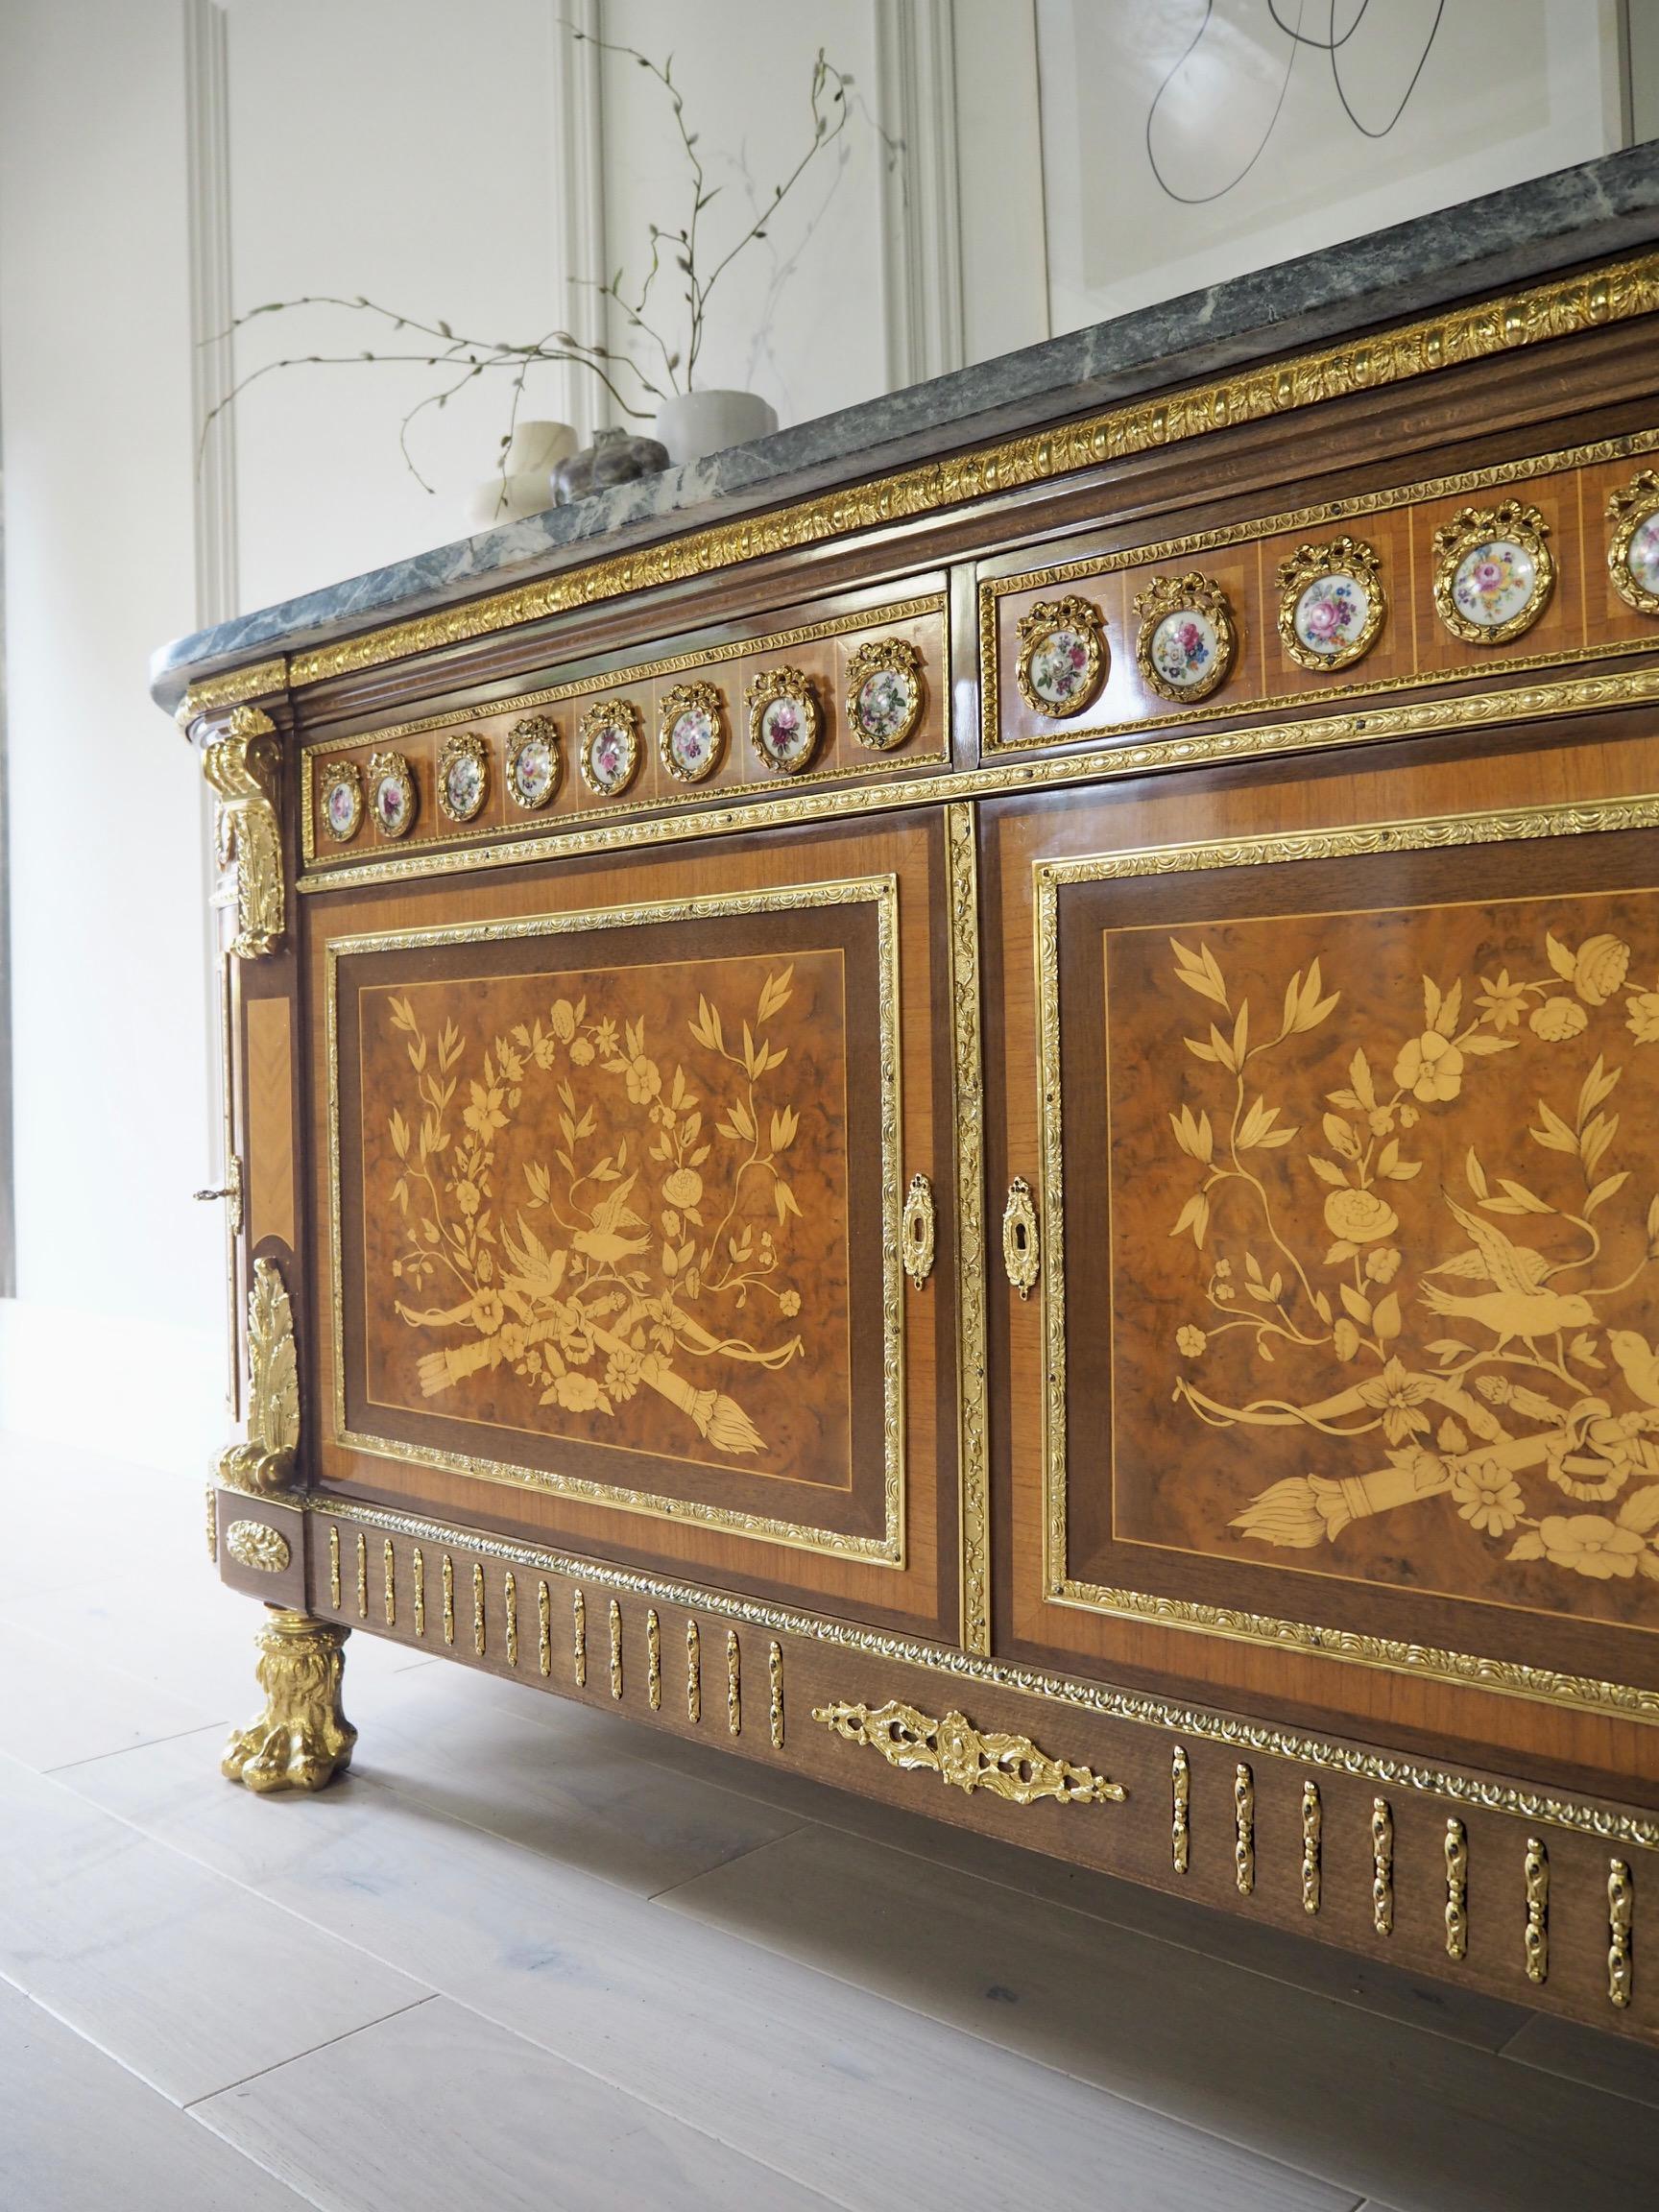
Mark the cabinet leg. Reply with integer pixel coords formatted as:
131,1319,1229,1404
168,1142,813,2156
222,1608,356,1794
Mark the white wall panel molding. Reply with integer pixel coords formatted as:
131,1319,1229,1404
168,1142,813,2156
550,0,613,437
876,0,967,388
184,0,239,1171
951,0,1048,365
184,0,239,632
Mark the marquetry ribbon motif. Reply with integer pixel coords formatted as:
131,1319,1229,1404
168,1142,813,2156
813,1699,1123,1808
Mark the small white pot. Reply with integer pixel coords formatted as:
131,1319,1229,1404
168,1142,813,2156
654,388,778,466
503,419,578,474
463,421,578,532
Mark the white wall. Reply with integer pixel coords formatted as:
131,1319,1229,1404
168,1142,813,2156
222,0,570,612
0,0,223,1468
594,0,888,428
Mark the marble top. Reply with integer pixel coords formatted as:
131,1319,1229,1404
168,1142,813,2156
152,140,1659,713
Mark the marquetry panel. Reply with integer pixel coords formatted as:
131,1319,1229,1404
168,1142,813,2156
300,588,948,870
306,808,956,1637
984,435,1659,757
245,994,296,1251
988,710,1659,1796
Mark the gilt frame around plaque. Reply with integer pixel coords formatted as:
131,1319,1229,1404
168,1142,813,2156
1431,500,1555,647
367,750,418,839
505,715,563,812
1607,469,1659,619
1132,571,1238,704
659,680,728,784
1030,791,1659,1717
1014,595,1108,718
323,874,906,1564
436,731,490,826
746,664,823,776
1275,536,1387,674
577,698,642,799
845,636,925,752
320,758,365,844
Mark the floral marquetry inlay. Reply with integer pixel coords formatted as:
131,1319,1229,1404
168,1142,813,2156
1102,879,1659,1634
375,961,822,1463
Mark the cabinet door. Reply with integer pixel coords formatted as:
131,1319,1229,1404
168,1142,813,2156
986,725,1659,1793
308,808,959,1638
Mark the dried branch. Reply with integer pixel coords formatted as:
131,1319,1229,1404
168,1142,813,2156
197,35,886,498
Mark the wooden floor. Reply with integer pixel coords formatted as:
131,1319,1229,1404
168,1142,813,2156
4,1437,1658,2210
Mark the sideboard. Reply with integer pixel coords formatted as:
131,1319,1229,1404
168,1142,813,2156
159,158,1659,2046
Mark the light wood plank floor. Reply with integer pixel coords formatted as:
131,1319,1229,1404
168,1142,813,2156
3,1429,1656,2210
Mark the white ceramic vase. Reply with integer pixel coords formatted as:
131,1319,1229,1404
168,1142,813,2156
463,419,579,532
653,389,778,467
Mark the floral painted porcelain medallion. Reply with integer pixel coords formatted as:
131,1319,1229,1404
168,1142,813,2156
1607,469,1659,618
1276,536,1386,673
577,698,642,799
1014,594,1107,716
1431,500,1553,645
845,636,925,751
746,665,822,775
320,758,364,843
368,750,417,839
505,716,562,811
1132,572,1238,704
659,681,727,783
437,732,490,825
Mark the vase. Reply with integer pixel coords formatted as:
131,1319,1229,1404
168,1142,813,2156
653,389,778,467
463,420,578,532
550,425,671,505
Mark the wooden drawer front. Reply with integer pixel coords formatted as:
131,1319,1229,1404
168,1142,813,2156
982,436,1659,761
299,586,948,873
310,809,957,1637
987,714,1659,1795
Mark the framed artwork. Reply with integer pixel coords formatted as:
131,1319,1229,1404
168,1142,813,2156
1035,1,1623,331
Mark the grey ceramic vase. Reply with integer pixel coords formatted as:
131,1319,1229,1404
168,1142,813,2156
550,425,670,505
